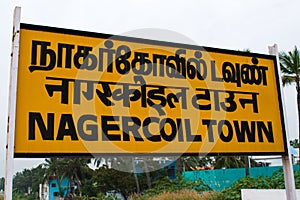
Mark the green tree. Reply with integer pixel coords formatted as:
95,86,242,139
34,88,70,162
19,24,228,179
13,169,32,194
214,156,245,169
44,158,66,197
59,158,91,197
280,46,300,151
92,165,137,199
290,139,300,148
182,156,215,171
94,156,154,193
0,177,4,191
44,158,91,197
12,165,46,197
29,164,46,194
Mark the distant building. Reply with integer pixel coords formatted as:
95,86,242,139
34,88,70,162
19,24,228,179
253,146,298,166
40,176,72,200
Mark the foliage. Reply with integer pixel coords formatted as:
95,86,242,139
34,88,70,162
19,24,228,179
222,176,268,200
148,189,202,200
279,46,300,87
11,193,35,200
12,158,93,198
93,156,163,193
81,178,98,197
280,46,300,153
214,156,245,169
0,177,4,191
70,193,119,200
11,155,300,200
129,173,212,199
92,165,138,199
130,190,224,200
44,158,92,197
290,139,300,148
182,156,258,171
222,169,300,200
182,156,215,171
200,191,225,200
13,164,45,197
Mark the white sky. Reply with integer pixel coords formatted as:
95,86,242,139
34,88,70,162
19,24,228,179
1,0,300,177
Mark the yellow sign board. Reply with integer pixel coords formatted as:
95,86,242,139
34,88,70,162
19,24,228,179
14,23,287,157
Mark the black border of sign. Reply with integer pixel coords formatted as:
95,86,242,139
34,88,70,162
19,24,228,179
15,23,288,157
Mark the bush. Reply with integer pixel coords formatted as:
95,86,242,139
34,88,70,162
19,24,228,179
148,189,202,200
71,193,119,200
222,169,300,200
130,190,224,200
200,191,225,200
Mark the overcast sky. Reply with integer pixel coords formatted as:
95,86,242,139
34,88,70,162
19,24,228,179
1,0,300,177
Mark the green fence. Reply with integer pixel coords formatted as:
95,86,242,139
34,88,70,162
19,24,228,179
183,165,300,191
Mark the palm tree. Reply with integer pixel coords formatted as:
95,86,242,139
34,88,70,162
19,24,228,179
279,46,300,152
132,157,140,194
44,158,90,197
60,158,90,197
44,158,66,197
94,156,143,194
214,156,245,169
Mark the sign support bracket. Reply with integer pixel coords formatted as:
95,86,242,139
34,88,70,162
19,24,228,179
269,44,297,200
5,6,21,200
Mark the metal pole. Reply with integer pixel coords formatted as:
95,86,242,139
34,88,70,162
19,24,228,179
5,6,21,200
269,44,297,200
39,184,42,199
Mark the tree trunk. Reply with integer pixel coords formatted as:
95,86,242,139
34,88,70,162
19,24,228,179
74,173,82,197
132,158,140,194
143,159,151,189
296,77,300,160
244,156,250,176
297,85,300,157
176,156,183,180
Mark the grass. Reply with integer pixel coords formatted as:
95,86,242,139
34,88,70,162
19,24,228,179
129,189,224,200
148,189,202,200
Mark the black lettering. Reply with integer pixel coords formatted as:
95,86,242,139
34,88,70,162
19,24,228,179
122,116,143,141
195,51,207,80
202,119,216,142
57,43,75,68
29,41,56,72
166,56,178,78
192,89,211,110
234,121,256,142
132,52,152,75
186,58,196,79
211,60,223,82
152,54,166,77
56,114,78,140
115,45,131,74
160,118,177,141
99,40,115,72
177,119,184,142
257,121,274,142
185,119,201,142
218,120,233,142
175,49,187,79
101,115,120,141
95,83,114,106
220,91,237,112
73,46,97,70
142,117,161,142
28,112,54,140
77,114,98,141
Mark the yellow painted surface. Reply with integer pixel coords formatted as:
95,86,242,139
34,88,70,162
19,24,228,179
14,25,286,155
